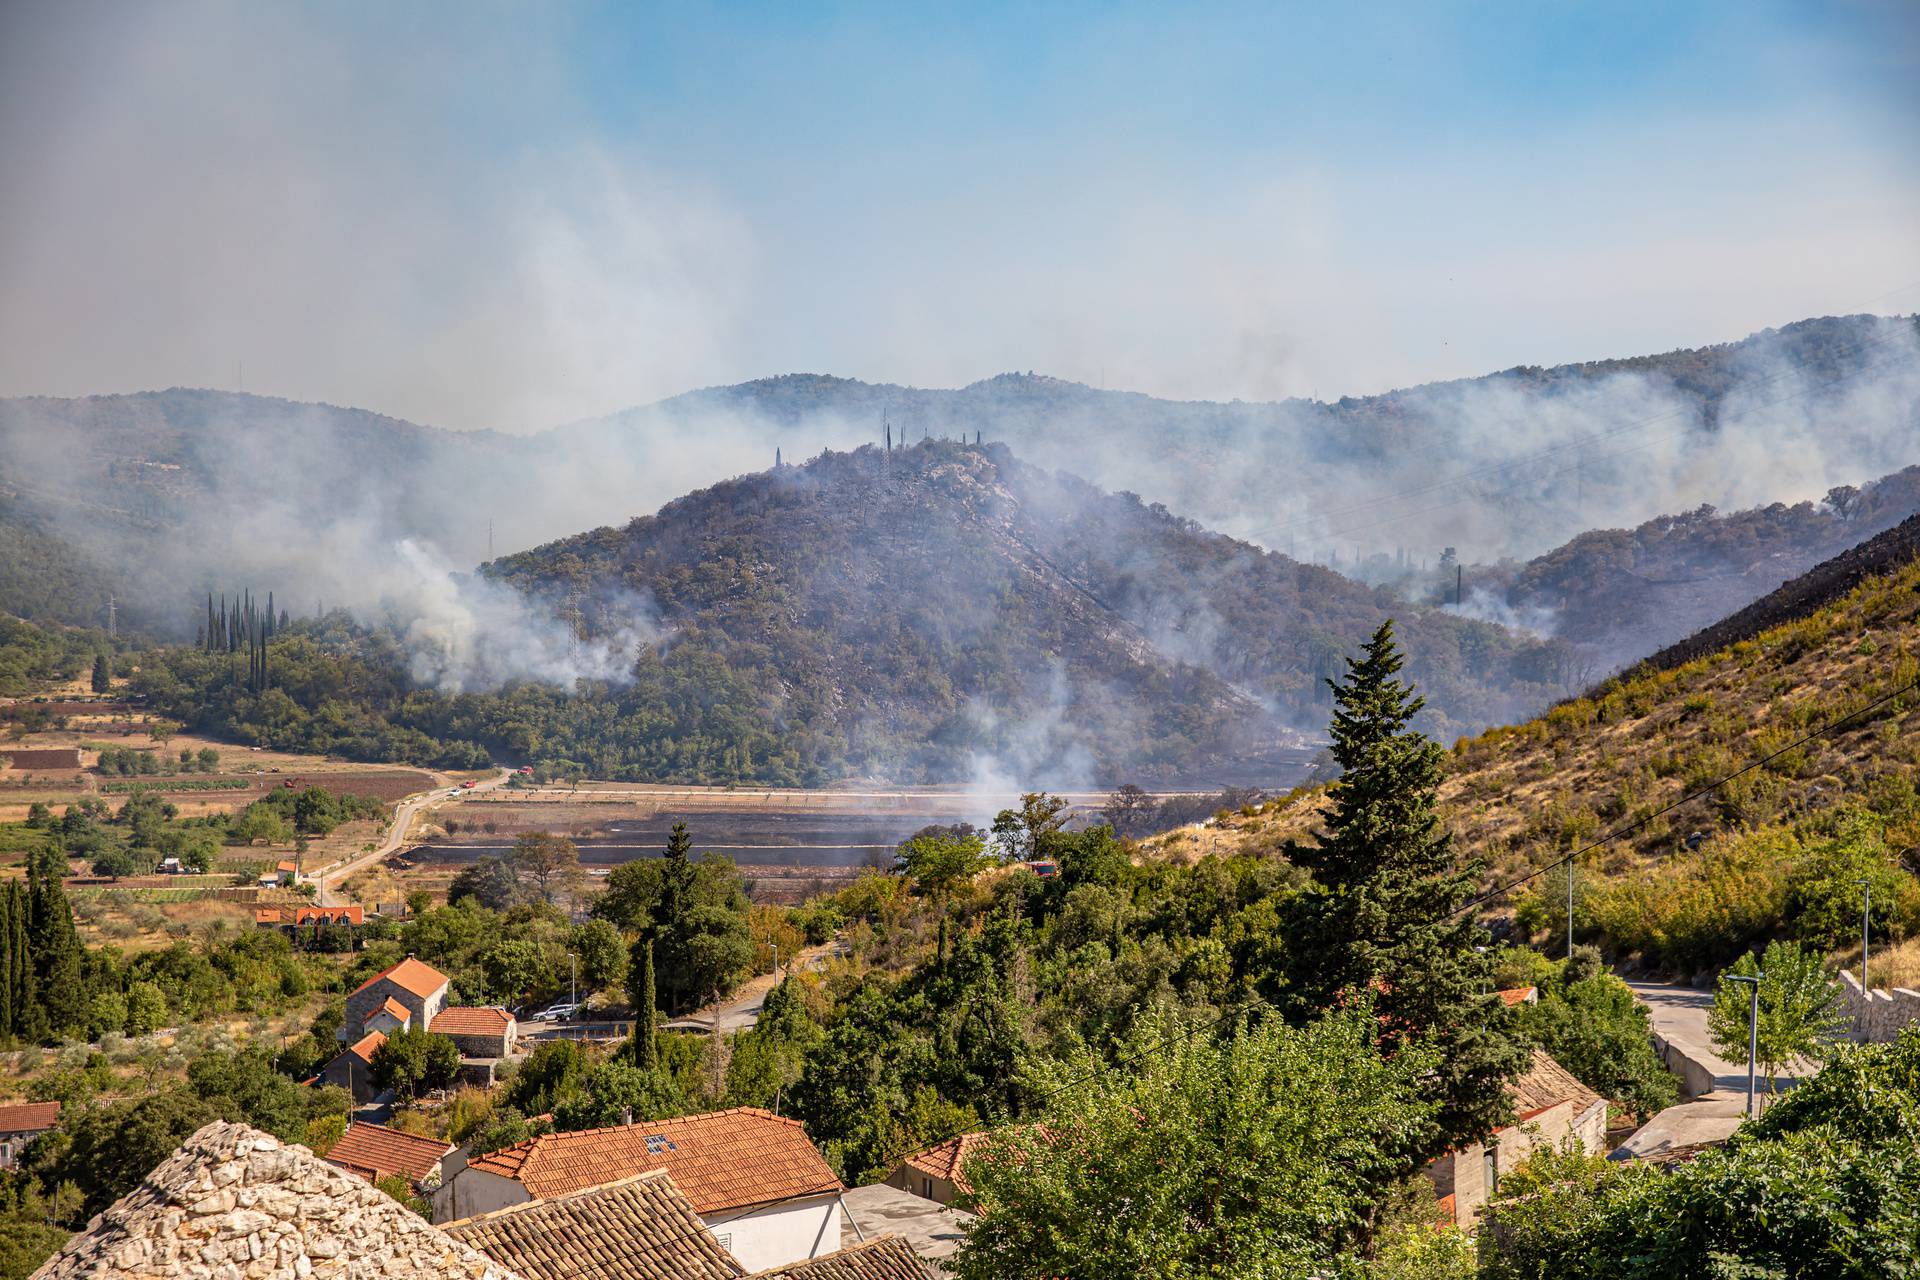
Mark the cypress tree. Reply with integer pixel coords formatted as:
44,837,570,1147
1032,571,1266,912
0,883,13,1042
28,849,86,1039
630,939,658,1071
1289,620,1527,1164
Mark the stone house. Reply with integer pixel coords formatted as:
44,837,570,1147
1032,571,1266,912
429,1005,519,1059
342,956,450,1043
434,1108,845,1273
318,1029,387,1102
885,1131,990,1206
0,1100,59,1169
1426,1047,1608,1227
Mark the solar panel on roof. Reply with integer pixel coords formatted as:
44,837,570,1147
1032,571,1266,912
643,1134,677,1154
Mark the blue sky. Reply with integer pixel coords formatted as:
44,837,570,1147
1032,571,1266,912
1,1,1914,429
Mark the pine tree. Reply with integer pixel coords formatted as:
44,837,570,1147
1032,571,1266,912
655,823,696,1012
1289,621,1527,1164
90,653,111,694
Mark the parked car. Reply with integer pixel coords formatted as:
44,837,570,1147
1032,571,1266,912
533,1002,580,1022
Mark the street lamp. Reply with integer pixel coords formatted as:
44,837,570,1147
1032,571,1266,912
1727,972,1765,1119
1857,877,1872,993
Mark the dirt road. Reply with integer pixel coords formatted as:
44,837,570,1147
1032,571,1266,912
313,768,512,906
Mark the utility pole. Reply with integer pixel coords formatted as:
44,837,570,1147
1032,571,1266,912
1728,972,1764,1118
105,594,116,639
1859,877,1873,992
1566,857,1575,961
570,952,578,1010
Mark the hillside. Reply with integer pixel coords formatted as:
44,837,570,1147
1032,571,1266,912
5,315,1914,678
1466,464,1920,667
1150,521,1920,975
487,440,1572,782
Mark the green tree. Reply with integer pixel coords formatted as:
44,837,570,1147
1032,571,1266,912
1289,621,1526,1164
90,849,140,881
955,1008,1437,1279
552,1060,681,1131
991,793,1070,862
27,850,87,1039
506,1040,589,1116
448,857,519,910
899,831,991,963
38,1087,230,1220
89,653,110,694
187,1047,310,1141
573,918,628,994
1521,948,1677,1120
510,832,581,906
1708,939,1847,1093
627,938,658,1070
123,981,166,1035
483,939,544,1004
369,1026,462,1097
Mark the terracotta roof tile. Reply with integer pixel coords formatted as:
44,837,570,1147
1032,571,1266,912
432,1007,516,1036
254,908,283,925
467,1109,841,1214
326,1122,454,1183
347,1029,387,1063
1497,986,1538,1007
379,996,413,1022
443,1169,741,1280
0,1101,60,1132
298,906,364,925
748,1237,934,1279
1506,1048,1604,1120
900,1132,990,1195
351,956,450,1000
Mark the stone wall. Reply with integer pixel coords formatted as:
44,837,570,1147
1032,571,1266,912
31,1121,515,1280
1834,969,1920,1043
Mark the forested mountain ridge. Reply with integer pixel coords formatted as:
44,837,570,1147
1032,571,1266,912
1467,463,1920,665
4,314,1913,679
488,440,1572,781
1154,518,1920,976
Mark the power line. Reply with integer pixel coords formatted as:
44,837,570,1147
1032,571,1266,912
1452,673,1920,920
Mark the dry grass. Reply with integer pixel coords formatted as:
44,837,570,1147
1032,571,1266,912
1143,558,1920,916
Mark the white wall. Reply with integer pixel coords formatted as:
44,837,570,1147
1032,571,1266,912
704,1194,843,1272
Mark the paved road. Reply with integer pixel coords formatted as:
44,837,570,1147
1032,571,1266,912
1617,981,1814,1161
313,768,513,906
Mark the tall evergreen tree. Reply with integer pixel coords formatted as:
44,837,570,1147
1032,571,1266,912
628,938,658,1071
1289,621,1527,1164
27,849,86,1039
90,653,111,694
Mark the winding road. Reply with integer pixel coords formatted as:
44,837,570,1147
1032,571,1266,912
311,768,513,907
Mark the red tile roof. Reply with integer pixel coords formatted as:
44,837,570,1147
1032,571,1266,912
351,956,449,1000
276,861,299,873
346,1030,387,1063
0,1101,60,1133
299,906,364,926
255,908,283,925
378,996,412,1023
431,1006,515,1036
326,1122,453,1183
899,1132,991,1195
466,1108,841,1214
1497,986,1538,1007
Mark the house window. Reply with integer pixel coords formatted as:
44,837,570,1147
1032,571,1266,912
1483,1145,1498,1197
716,1233,733,1253
924,1178,934,1199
